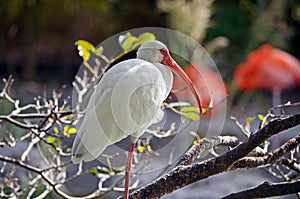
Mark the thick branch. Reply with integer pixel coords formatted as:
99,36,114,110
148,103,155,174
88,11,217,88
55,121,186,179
128,114,300,199
222,181,300,199
178,136,239,166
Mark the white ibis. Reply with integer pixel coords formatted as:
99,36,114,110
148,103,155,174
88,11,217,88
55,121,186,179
71,40,202,198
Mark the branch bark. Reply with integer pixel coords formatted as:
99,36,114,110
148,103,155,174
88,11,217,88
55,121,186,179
177,135,239,166
222,181,300,199
127,114,300,199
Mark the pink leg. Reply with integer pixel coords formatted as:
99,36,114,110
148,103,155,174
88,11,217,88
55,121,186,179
272,89,281,112
124,142,135,199
271,89,282,149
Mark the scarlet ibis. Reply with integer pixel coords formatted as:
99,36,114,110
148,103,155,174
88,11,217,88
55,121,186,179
71,40,202,198
234,44,300,107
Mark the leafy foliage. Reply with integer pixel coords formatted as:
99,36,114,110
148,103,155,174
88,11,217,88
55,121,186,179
164,102,201,121
119,32,156,52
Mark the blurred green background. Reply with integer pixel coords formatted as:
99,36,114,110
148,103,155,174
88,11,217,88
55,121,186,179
0,0,299,83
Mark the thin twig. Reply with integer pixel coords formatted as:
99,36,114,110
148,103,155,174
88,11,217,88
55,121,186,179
230,134,300,170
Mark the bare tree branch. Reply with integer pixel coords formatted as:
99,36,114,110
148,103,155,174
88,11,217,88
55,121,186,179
177,135,239,166
128,114,300,199
0,154,42,174
230,133,300,170
222,181,300,199
0,75,15,103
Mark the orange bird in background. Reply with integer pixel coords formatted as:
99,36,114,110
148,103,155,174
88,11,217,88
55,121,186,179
234,44,300,107
173,63,228,114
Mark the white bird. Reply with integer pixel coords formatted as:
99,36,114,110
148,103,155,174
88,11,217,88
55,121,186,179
71,40,202,198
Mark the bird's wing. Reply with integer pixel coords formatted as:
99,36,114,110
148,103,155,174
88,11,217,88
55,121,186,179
71,89,111,163
72,59,169,163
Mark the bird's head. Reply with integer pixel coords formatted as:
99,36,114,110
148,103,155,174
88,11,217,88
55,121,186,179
137,40,167,64
137,40,202,114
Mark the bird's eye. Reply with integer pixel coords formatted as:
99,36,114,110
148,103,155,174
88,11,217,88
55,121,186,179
160,49,167,55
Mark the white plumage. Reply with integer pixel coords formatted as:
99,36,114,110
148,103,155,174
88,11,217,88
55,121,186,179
72,40,173,164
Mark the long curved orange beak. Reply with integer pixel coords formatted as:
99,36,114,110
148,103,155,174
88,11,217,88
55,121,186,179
162,55,202,114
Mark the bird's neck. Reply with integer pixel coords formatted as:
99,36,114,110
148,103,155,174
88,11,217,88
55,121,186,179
155,63,173,97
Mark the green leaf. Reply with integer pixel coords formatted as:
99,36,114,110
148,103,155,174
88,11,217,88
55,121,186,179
257,114,265,121
30,185,49,198
46,136,56,143
46,136,60,147
75,40,95,51
119,32,131,45
146,145,152,151
182,112,200,121
53,127,59,134
89,166,110,178
137,146,145,153
75,40,95,61
122,36,137,52
88,167,99,176
63,125,69,133
132,32,156,49
112,168,123,174
165,102,200,121
181,106,200,113
67,127,77,135
245,117,255,125
62,125,77,138
119,32,156,52
80,49,90,62
179,106,200,121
